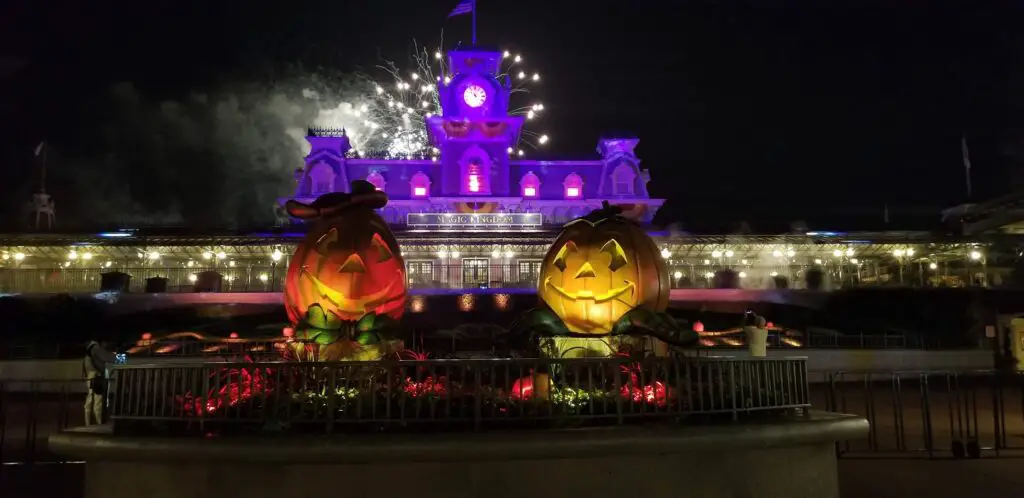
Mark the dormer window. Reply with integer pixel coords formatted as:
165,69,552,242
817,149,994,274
563,173,583,199
612,164,636,196
410,172,431,197
366,171,386,191
467,162,483,193
520,171,540,198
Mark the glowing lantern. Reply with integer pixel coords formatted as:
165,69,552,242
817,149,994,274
510,373,550,400
693,321,704,332
229,332,239,339
766,321,774,329
283,181,408,327
537,202,670,334
141,332,153,341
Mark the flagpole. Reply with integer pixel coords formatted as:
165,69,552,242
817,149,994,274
961,134,972,199
471,0,477,45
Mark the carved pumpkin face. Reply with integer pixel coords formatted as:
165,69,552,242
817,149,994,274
283,182,407,326
538,206,669,334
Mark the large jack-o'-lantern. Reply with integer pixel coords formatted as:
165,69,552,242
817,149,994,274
283,180,407,329
538,202,670,334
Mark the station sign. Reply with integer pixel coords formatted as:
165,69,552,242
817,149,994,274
406,212,543,230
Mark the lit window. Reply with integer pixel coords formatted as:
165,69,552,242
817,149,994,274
410,171,431,197
464,160,487,194
520,171,540,198
563,173,583,199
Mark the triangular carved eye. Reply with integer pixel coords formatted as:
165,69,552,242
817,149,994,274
552,240,578,272
316,228,339,255
600,239,628,272
371,233,394,263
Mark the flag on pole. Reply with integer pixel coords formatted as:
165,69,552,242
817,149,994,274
448,0,473,17
34,141,44,157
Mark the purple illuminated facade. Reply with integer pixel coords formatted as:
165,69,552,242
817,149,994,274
281,48,663,227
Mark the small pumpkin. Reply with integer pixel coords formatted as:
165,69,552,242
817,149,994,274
538,202,670,334
283,180,408,327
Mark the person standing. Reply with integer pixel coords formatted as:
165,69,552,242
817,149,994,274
83,340,115,425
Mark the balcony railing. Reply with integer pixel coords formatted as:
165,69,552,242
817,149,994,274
0,263,989,294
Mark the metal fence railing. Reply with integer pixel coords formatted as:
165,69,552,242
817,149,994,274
107,357,810,433
820,369,1024,458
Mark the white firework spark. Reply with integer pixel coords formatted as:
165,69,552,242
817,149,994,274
349,39,550,159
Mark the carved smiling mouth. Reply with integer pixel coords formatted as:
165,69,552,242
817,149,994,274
302,268,401,313
544,276,635,303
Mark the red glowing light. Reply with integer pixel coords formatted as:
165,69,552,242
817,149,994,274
766,321,774,329
141,332,153,341
403,376,448,398
282,327,294,338
510,375,535,400
523,186,536,197
693,321,704,332
177,357,271,415
229,332,239,339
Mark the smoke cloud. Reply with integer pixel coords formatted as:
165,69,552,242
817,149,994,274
45,68,379,229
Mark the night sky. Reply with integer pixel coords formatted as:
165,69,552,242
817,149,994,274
1,1,1022,232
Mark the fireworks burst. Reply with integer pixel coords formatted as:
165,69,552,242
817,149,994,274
349,39,550,159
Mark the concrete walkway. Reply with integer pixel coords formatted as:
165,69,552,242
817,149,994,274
839,457,1024,498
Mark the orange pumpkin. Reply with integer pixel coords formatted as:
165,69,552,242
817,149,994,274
283,180,407,327
538,202,670,334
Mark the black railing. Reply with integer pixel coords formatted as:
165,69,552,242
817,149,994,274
106,357,809,434
0,263,994,294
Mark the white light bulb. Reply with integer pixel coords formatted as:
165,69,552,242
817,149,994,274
188,274,197,283
660,248,671,259
532,73,540,81
82,252,93,261
437,250,448,259
893,249,904,257
504,250,514,258
216,252,226,259
772,250,782,257
845,248,854,257
517,71,525,79
906,248,915,257
491,250,500,258
970,250,982,260
14,252,25,261
514,55,521,62
814,258,822,265
832,249,842,257
527,110,535,119
503,50,510,58
147,251,159,260
435,51,442,59
421,101,429,108
929,262,938,269
507,147,514,154
741,259,748,265
451,251,461,259
770,271,779,277
850,258,859,265
517,150,524,156
259,273,269,282
786,249,795,257
411,73,419,80
375,86,383,94
739,272,747,278
711,250,722,258
673,271,683,279
443,76,451,84
202,251,212,259
538,134,549,144
396,82,404,91
68,250,78,260
271,249,283,262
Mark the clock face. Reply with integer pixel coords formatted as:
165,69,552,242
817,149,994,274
462,84,487,108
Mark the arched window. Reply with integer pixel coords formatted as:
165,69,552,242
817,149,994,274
520,171,540,198
612,164,636,196
410,172,431,197
309,162,335,195
366,171,386,191
563,173,583,199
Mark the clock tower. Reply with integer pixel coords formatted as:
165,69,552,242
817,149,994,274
426,48,524,196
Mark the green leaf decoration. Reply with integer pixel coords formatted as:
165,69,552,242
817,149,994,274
613,308,699,347
509,306,571,337
305,304,341,330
